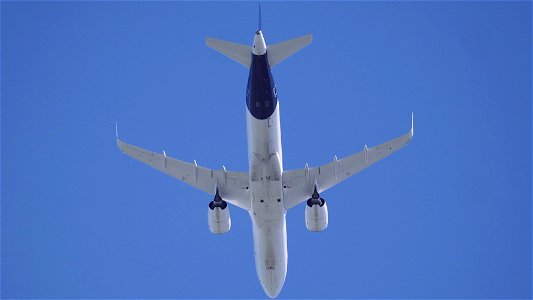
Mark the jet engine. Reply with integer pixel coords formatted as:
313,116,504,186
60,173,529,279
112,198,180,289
207,189,231,234
305,187,328,232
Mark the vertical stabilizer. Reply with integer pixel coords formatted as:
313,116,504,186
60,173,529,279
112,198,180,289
258,3,262,31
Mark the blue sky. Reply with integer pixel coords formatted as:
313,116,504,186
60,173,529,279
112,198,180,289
1,1,531,299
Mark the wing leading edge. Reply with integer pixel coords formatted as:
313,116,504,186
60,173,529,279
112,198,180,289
282,113,414,210
117,139,251,211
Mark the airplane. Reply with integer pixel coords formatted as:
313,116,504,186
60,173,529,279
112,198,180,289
116,7,413,299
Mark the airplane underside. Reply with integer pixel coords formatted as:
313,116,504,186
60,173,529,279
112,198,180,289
117,12,413,298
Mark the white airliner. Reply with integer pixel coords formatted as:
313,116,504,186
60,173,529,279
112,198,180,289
117,12,413,299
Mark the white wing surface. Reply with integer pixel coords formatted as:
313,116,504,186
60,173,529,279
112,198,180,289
282,114,414,210
117,139,250,211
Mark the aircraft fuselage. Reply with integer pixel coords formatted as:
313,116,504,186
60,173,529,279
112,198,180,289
246,31,287,298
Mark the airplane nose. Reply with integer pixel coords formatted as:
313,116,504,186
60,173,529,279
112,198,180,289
265,284,282,299
261,269,283,298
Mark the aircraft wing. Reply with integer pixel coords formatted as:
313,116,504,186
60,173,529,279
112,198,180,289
117,139,251,211
282,114,414,210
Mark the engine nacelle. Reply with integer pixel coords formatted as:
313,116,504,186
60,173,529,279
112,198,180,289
208,200,231,234
305,198,328,232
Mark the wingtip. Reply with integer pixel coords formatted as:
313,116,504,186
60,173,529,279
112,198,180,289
410,112,414,137
115,122,126,154
205,36,213,46
115,135,126,154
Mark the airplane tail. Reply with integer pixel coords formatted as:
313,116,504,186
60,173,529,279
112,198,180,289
206,37,252,68
205,34,312,68
267,34,312,67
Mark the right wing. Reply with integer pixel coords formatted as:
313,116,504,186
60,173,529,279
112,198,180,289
282,114,414,210
117,139,250,211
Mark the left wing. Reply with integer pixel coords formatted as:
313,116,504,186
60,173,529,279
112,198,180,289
117,139,250,211
282,114,414,210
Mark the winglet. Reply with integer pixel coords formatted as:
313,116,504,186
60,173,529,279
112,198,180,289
115,122,126,154
410,112,414,137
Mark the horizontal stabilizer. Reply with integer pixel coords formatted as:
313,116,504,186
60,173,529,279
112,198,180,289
268,34,312,67
206,37,251,68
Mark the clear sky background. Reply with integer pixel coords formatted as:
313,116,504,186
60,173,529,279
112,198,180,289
1,1,531,299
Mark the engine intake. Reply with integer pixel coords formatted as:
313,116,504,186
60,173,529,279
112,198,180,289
207,189,231,234
305,187,328,231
